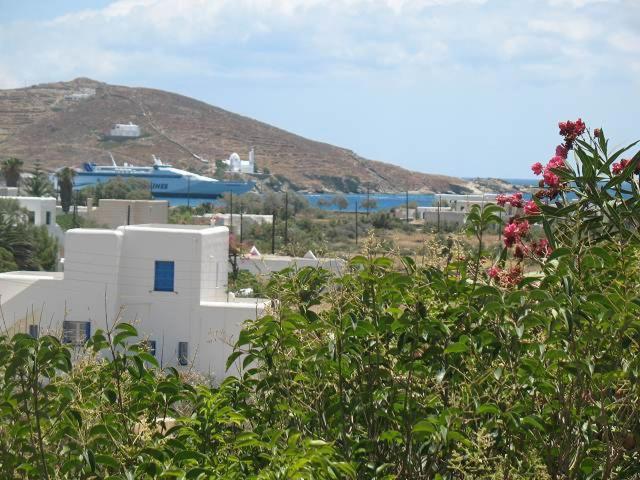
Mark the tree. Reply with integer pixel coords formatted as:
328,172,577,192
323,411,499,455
23,162,54,197
1,157,23,187
56,167,76,213
335,194,349,211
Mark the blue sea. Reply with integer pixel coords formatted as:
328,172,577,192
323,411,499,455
164,178,540,211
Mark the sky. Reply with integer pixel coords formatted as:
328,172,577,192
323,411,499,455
0,0,638,178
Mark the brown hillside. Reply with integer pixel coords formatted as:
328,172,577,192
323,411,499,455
0,78,473,193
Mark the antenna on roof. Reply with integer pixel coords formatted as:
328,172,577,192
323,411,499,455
152,155,163,166
108,152,117,167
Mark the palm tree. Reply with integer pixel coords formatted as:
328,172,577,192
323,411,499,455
56,167,76,213
1,157,23,187
24,161,54,197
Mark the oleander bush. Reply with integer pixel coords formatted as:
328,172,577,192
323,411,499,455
1,122,640,479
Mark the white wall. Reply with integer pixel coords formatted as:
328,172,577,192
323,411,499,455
238,255,346,276
0,224,266,380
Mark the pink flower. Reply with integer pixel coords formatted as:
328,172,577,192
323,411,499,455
612,159,630,175
543,169,560,188
555,144,568,159
496,194,508,206
531,162,543,175
509,192,524,208
516,220,530,236
559,118,586,144
487,266,501,278
503,223,519,247
524,200,540,215
533,239,552,257
548,156,565,169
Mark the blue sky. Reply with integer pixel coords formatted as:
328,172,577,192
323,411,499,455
1,0,638,178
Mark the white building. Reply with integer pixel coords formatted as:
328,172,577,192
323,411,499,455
223,149,255,174
108,123,141,138
0,224,266,380
0,196,64,244
238,250,346,276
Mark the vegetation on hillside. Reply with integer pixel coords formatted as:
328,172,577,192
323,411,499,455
1,122,640,478
79,177,152,203
1,157,23,187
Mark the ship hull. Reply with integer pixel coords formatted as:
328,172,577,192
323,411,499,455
72,171,254,198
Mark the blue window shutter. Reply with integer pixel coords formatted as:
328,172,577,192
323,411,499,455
29,324,39,338
154,261,175,292
84,322,91,342
149,340,157,357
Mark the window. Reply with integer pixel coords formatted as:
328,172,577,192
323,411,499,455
154,261,175,292
45,211,51,225
62,321,91,345
29,324,39,338
27,211,35,224
148,340,157,357
178,342,189,366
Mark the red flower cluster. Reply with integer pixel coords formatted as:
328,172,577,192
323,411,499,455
611,158,639,175
503,219,530,248
531,118,585,199
531,162,543,175
487,265,523,287
559,118,586,146
532,239,552,257
523,200,540,215
496,192,524,208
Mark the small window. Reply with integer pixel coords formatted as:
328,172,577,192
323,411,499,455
27,211,35,224
45,211,51,225
29,324,39,338
178,342,188,366
148,340,157,357
154,261,175,292
62,321,91,345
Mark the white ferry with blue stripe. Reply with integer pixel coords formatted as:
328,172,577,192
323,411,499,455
71,156,255,199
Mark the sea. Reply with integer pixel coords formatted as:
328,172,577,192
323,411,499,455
166,178,540,211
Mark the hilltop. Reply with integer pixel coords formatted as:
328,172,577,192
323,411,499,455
0,78,474,194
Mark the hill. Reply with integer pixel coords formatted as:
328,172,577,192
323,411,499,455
0,78,474,194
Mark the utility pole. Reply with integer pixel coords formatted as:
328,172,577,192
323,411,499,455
366,186,370,216
127,205,131,225
355,200,359,245
229,191,233,230
271,210,276,254
239,203,244,248
406,190,409,223
437,195,441,233
284,191,289,245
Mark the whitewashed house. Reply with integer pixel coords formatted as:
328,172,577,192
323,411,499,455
0,224,266,380
108,123,141,138
0,195,64,243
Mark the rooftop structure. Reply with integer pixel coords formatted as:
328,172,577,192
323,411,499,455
108,122,141,138
0,224,266,379
223,149,255,174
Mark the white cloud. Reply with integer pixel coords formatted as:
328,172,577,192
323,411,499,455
0,0,638,88
608,31,640,53
528,18,600,42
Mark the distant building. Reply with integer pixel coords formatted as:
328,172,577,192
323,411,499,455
0,224,266,379
238,249,346,276
223,149,255,174
84,198,169,229
63,88,95,101
0,195,64,244
108,123,141,139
